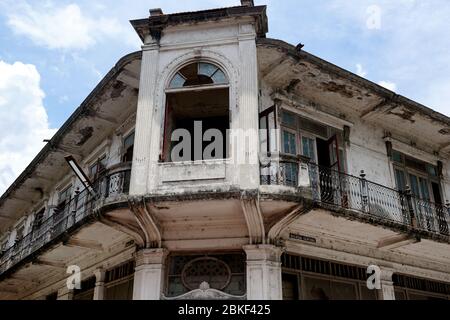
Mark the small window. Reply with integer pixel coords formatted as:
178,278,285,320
426,164,438,177
168,62,228,89
55,185,72,216
298,116,328,139
392,150,403,164
34,208,45,228
123,132,135,163
281,111,297,129
282,130,297,155
301,136,316,162
89,156,107,180
1,238,9,253
15,225,25,242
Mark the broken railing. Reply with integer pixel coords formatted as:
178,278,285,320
260,154,450,236
0,166,131,276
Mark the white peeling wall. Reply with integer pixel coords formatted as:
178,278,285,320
345,118,394,188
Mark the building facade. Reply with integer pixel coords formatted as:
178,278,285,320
0,1,449,300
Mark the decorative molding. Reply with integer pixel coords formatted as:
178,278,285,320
181,257,231,291
267,204,312,244
129,198,162,249
240,197,265,244
162,282,246,300
115,112,137,136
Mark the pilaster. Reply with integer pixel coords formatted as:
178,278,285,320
132,248,169,300
244,244,283,300
129,42,160,196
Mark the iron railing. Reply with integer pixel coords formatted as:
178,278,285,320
0,166,131,276
260,154,450,236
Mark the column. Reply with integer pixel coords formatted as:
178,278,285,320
129,40,160,196
377,268,396,300
244,245,283,300
93,268,106,300
234,23,260,189
132,248,168,300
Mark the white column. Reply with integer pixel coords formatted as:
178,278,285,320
132,248,168,300
129,41,160,196
244,244,283,300
377,268,396,300
93,268,106,300
234,23,260,189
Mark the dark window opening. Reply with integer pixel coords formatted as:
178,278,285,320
54,185,72,218
73,277,96,300
282,273,299,300
281,254,377,300
122,132,135,163
89,156,107,181
45,292,58,300
33,208,45,229
163,87,230,162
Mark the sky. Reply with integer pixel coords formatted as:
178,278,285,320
0,0,450,193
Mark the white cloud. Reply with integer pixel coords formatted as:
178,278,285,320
0,60,57,194
6,2,137,50
378,81,397,91
356,63,367,77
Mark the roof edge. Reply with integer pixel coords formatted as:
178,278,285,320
130,5,268,42
0,51,142,206
257,38,450,126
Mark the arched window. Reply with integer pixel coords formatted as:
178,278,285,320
168,62,228,88
163,62,230,162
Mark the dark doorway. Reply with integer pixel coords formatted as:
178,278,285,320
316,138,330,167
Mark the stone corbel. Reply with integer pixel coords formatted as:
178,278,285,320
267,204,313,245
97,213,146,248
129,198,162,249
240,194,265,245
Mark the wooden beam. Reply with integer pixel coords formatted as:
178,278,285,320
64,238,103,251
0,287,19,294
377,234,420,250
33,259,66,269
360,99,395,119
9,276,40,285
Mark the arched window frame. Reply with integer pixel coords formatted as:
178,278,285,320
161,60,231,162
166,61,230,92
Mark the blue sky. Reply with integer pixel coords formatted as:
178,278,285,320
0,0,450,192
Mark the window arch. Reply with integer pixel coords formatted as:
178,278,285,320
168,62,228,89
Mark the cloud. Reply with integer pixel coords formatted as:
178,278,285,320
6,2,138,50
324,0,450,116
0,60,57,194
378,81,397,91
356,64,367,77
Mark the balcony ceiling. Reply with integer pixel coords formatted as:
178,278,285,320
282,208,450,282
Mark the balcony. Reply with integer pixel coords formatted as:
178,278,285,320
260,154,450,238
0,164,131,276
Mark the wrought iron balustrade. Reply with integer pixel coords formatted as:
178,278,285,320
0,165,131,276
260,154,450,237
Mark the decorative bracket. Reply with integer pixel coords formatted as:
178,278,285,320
162,282,247,300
